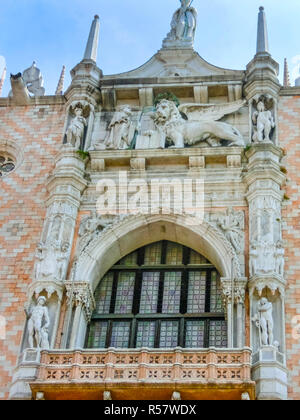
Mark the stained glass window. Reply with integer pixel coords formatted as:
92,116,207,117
87,241,226,349
144,242,162,265
162,272,181,313
94,273,113,314
136,321,156,348
110,322,131,348
166,243,183,265
210,271,223,313
187,271,206,313
160,321,179,348
114,272,135,314
189,250,208,265
139,272,160,314
185,320,205,348
119,252,138,266
87,321,108,348
209,320,228,348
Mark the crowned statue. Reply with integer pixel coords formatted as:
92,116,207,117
163,0,198,48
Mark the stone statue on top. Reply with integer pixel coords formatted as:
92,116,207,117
163,0,198,49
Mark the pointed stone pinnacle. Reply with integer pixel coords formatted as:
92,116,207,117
0,66,6,97
257,6,269,54
283,59,291,87
83,15,100,62
55,65,66,95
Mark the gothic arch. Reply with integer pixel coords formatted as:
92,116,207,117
73,214,238,292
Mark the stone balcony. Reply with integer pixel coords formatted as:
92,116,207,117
30,347,255,400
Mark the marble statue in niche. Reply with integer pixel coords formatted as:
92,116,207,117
105,105,136,150
26,296,50,349
148,99,245,148
252,298,274,347
66,105,88,149
252,97,275,143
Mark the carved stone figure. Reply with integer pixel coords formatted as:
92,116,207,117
22,62,45,96
105,105,136,150
163,0,198,47
35,240,70,282
252,100,275,143
253,298,274,346
66,106,88,149
217,208,244,253
26,296,50,349
77,212,113,255
149,100,245,148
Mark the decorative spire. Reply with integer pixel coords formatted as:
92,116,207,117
83,15,100,62
55,65,66,95
0,66,6,97
256,6,269,54
283,59,291,87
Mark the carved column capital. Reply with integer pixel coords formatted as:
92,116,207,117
65,281,95,322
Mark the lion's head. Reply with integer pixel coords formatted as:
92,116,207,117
153,100,183,127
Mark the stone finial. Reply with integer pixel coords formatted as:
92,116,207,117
83,15,100,62
256,6,269,54
55,65,66,95
0,66,6,97
283,59,291,87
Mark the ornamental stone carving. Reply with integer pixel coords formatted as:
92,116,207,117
65,282,95,322
104,105,136,150
26,296,50,349
35,240,70,283
215,207,244,255
163,0,198,49
148,99,245,149
252,96,275,144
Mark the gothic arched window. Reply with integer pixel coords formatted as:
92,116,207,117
86,241,227,349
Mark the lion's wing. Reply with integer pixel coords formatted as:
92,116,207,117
179,100,246,122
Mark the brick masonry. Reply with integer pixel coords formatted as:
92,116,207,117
279,95,300,400
0,103,65,399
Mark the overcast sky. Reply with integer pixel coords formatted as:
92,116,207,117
1,0,300,96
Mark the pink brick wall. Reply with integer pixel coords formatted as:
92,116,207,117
0,103,65,399
279,95,300,400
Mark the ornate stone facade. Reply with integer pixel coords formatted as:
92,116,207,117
0,5,299,401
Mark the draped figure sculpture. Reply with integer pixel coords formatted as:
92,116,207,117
163,0,197,48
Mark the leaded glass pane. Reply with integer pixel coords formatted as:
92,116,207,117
187,271,206,313
119,252,138,266
162,272,182,313
114,272,135,314
210,271,223,313
136,321,156,348
189,250,208,265
160,321,179,348
94,273,113,314
144,242,162,265
87,322,108,348
110,322,131,348
166,243,183,265
139,272,160,314
185,320,205,348
209,320,227,348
